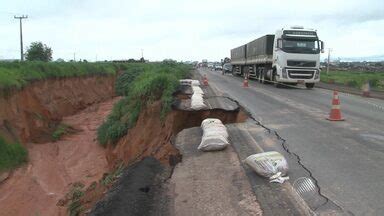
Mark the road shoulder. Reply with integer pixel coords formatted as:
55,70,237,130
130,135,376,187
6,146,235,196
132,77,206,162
169,127,262,216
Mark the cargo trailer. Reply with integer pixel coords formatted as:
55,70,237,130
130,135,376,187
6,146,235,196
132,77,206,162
230,26,324,88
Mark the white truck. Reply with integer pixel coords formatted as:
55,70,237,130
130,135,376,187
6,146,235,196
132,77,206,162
231,26,324,88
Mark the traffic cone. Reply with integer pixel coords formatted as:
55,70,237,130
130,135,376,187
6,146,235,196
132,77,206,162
203,75,208,86
243,76,249,88
362,81,370,97
327,91,345,121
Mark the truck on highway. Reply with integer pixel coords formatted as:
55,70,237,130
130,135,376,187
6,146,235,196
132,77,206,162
230,26,324,88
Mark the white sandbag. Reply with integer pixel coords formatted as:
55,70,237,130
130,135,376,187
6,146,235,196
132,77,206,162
201,118,222,126
191,80,200,86
179,79,193,85
198,118,229,151
244,151,289,183
190,85,207,110
191,94,207,110
179,79,200,86
192,86,204,95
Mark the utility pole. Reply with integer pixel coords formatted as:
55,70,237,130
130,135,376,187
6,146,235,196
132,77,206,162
73,52,76,62
326,48,332,75
14,15,28,61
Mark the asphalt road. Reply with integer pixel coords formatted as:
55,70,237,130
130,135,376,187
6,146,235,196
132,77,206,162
199,68,384,216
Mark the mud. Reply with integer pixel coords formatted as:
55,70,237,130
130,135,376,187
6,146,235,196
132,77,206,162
0,98,118,216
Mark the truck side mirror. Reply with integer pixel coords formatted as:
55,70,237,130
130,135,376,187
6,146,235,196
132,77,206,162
320,41,324,53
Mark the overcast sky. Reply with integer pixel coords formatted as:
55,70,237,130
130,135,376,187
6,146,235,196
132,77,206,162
1,0,383,61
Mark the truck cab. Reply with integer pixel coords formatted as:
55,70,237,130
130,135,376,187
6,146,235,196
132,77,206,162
272,26,324,88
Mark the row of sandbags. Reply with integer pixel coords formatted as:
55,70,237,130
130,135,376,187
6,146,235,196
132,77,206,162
197,118,289,183
179,79,207,110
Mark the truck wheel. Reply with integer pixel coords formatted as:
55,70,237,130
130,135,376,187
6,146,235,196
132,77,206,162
305,83,315,89
273,74,282,88
260,71,265,84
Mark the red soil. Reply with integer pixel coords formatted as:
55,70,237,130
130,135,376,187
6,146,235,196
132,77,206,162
0,75,115,144
0,98,118,216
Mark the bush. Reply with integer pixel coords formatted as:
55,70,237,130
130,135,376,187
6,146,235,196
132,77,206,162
25,41,52,62
115,65,146,96
321,70,384,90
97,63,191,147
346,80,358,87
0,136,28,172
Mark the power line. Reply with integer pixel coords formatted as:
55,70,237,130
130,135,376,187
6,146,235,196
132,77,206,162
14,15,28,61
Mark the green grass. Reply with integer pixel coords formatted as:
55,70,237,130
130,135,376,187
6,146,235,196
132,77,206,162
52,124,72,141
0,61,129,90
67,182,85,216
114,64,150,96
321,70,384,90
97,62,191,147
101,163,124,186
0,136,28,172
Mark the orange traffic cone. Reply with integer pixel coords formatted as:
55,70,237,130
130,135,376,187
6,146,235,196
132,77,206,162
203,75,208,86
327,91,345,121
243,76,249,88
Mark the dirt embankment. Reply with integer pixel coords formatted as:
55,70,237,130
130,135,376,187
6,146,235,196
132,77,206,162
0,75,115,144
0,75,116,216
106,100,247,169
0,98,118,216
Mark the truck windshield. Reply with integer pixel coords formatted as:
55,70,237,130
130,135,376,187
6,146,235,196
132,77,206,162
282,39,319,54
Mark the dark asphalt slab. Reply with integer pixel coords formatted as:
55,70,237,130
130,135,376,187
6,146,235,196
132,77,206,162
199,68,384,216
90,157,171,216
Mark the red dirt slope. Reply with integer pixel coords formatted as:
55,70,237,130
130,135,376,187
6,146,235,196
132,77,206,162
0,75,115,144
0,98,118,216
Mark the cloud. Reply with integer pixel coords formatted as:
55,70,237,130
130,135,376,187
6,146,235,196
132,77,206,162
1,0,383,61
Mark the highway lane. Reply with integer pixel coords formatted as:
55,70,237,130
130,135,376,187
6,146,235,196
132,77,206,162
199,68,384,215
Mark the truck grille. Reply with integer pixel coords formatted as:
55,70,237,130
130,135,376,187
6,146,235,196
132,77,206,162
287,60,316,67
287,70,314,79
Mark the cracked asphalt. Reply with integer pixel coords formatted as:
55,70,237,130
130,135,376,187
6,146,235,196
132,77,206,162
199,68,384,215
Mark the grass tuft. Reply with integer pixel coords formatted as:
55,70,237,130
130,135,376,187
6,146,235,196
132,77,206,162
52,124,72,141
101,163,124,186
67,182,85,216
0,136,28,172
